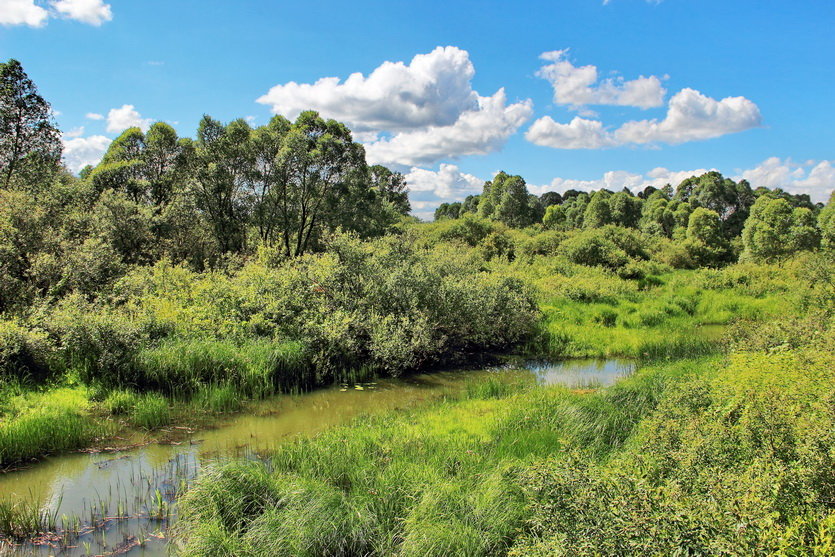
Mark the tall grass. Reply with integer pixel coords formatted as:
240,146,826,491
134,339,309,397
176,357,697,554
131,393,170,430
0,496,60,540
0,388,102,467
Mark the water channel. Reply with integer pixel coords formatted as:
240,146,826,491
0,358,635,556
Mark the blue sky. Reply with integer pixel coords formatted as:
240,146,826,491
2,0,833,218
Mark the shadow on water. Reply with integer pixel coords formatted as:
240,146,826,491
0,358,635,556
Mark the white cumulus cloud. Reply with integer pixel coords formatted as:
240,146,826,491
85,112,104,120
62,126,85,138
537,49,666,109
258,46,532,168
404,163,483,199
739,158,835,201
51,0,111,25
528,159,833,203
615,88,762,145
527,88,761,149
529,166,711,196
106,104,152,133
0,0,48,26
0,0,112,26
257,46,479,133
365,89,533,168
62,134,111,172
525,116,615,149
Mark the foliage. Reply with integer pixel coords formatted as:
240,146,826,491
0,59,62,191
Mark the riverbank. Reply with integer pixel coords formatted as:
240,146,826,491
0,360,623,554
174,328,835,555
0,255,794,469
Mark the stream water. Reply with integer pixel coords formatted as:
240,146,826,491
0,358,635,556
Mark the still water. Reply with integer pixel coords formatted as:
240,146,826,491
0,358,634,556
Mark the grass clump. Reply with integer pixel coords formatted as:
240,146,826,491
104,388,139,415
0,497,59,540
194,384,243,413
0,387,101,467
130,393,170,430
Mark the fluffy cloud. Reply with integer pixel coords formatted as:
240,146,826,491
52,0,111,25
537,50,665,109
527,88,761,149
259,47,532,168
740,158,835,201
106,104,152,133
404,164,483,199
615,88,762,144
0,0,48,26
62,134,111,172
365,89,533,167
257,46,478,132
85,112,104,120
63,125,85,138
525,116,614,150
0,0,112,26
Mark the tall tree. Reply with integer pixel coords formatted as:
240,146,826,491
369,165,410,215
275,111,366,257
0,59,62,191
478,171,536,228
192,116,253,254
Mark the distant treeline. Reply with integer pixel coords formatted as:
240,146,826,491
435,170,835,265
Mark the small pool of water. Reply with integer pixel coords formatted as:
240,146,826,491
0,358,635,555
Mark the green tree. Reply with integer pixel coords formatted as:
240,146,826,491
609,191,643,228
478,172,536,228
192,116,253,254
461,194,480,215
369,165,410,215
540,191,563,207
91,123,189,208
685,207,730,266
434,202,461,221
273,111,366,257
542,204,567,230
789,207,820,253
674,172,754,237
583,191,612,228
0,59,62,191
741,196,796,261
819,193,835,250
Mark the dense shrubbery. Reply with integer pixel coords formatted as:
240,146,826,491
2,232,540,396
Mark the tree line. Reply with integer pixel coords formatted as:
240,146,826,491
0,59,410,309
435,169,835,265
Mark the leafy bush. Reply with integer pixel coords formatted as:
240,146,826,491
0,320,51,380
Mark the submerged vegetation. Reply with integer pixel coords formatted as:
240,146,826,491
1,57,835,554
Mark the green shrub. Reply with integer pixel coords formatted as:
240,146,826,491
0,320,52,380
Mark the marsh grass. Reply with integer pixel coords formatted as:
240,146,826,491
104,389,139,415
194,384,243,413
131,393,170,430
0,388,102,467
176,358,695,555
135,339,309,398
0,495,59,540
